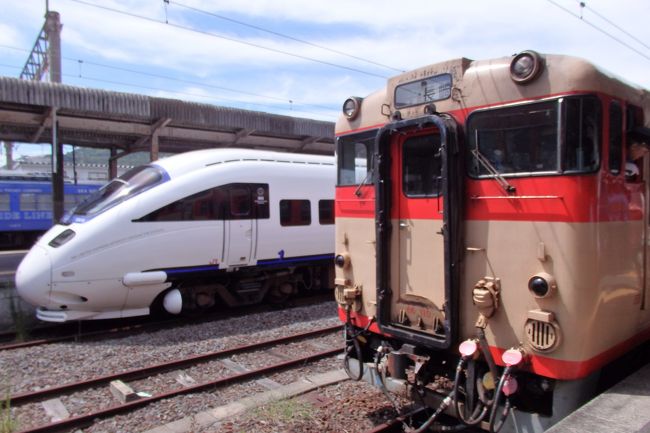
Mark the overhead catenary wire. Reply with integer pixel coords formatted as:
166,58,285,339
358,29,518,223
0,44,338,114
545,0,650,62
63,0,391,79
167,0,405,73
575,0,650,51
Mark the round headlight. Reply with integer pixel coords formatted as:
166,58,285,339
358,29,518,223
510,50,544,84
528,272,557,298
342,97,362,120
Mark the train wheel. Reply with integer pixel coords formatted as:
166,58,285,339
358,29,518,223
267,281,294,304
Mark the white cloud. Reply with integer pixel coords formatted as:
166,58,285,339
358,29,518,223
2,0,650,122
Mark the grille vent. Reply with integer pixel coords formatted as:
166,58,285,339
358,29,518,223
524,319,559,352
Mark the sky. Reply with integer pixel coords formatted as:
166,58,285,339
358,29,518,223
1,0,650,159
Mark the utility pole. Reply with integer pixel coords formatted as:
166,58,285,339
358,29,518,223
45,7,64,221
17,1,65,221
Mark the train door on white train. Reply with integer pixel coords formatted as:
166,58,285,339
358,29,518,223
223,184,269,268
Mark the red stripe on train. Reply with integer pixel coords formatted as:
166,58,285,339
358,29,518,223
336,175,643,222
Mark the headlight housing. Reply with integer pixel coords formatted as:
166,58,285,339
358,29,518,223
342,97,363,120
48,229,76,248
510,50,544,84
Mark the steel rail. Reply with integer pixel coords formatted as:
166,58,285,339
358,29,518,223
11,324,342,405
0,292,334,351
16,346,342,433
0,321,175,351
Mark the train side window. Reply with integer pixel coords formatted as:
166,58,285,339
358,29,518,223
609,101,623,175
19,193,37,211
280,199,311,226
228,186,251,218
137,188,226,222
564,96,601,173
318,199,334,225
136,183,269,222
402,134,442,197
19,193,51,211
0,194,9,211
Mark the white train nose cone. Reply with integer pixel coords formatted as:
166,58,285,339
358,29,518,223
15,245,52,307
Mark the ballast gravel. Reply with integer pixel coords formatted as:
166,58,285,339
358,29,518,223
3,301,410,432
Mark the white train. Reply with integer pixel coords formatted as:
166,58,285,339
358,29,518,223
15,149,335,322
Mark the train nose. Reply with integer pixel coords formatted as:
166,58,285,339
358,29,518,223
15,245,52,307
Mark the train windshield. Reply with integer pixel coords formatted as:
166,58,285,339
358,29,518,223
467,95,601,177
66,165,167,220
337,131,375,186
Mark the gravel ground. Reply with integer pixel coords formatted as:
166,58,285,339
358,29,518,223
204,379,407,433
1,301,344,432
1,302,340,395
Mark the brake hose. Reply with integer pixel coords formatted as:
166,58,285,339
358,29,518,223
342,306,374,381
488,366,514,433
452,356,489,426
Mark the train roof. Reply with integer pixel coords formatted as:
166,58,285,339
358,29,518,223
151,148,335,179
337,51,650,135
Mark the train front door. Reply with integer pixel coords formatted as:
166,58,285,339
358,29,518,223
376,116,461,348
394,132,447,334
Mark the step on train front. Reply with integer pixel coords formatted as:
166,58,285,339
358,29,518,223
334,51,650,432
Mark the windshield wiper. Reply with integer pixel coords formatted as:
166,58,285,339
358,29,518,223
354,170,372,197
354,156,374,197
471,148,516,194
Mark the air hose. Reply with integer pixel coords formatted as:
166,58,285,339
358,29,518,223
488,365,514,433
452,356,489,426
343,306,374,381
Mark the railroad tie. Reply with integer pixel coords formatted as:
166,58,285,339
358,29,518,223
176,372,197,387
41,398,70,422
109,379,141,404
218,358,282,390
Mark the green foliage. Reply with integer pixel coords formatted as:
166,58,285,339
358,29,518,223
0,384,16,433
251,399,315,424
8,295,28,343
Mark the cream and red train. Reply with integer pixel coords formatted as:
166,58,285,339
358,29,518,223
16,148,335,322
335,51,650,432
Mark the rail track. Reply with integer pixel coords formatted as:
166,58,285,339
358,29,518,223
11,323,343,433
0,291,333,351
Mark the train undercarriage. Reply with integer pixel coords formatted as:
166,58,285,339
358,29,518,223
157,262,334,315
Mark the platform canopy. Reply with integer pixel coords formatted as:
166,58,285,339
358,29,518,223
0,76,335,157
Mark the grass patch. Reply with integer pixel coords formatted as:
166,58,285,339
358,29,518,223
252,398,316,425
0,384,17,433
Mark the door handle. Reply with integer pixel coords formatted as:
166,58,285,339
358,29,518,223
399,220,408,228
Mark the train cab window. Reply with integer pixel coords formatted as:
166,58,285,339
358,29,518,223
280,199,311,226
402,134,442,197
609,101,623,175
318,199,334,225
468,96,601,178
72,165,166,218
64,195,79,211
337,131,375,186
